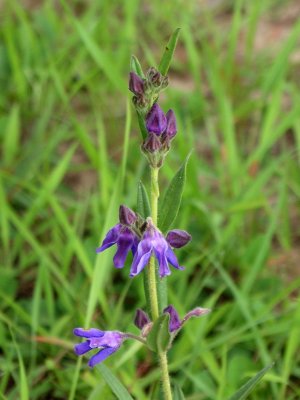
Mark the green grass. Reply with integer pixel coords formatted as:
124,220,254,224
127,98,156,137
0,0,300,398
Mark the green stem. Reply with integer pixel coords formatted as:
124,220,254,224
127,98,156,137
159,352,173,400
147,166,173,400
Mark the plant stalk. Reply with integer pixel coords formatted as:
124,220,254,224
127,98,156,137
147,166,173,400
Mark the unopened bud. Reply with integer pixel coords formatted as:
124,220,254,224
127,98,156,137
146,103,167,135
165,109,177,139
134,309,150,330
119,205,137,225
166,229,191,248
129,72,145,96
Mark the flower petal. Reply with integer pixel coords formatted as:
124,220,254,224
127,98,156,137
130,240,152,277
153,247,171,277
96,224,121,252
166,247,184,271
74,341,91,355
73,328,105,338
88,347,119,367
113,228,135,268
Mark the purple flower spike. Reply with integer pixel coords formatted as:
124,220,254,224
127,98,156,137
134,309,150,330
165,110,177,139
166,229,192,248
129,72,144,96
129,219,184,278
96,223,138,269
73,328,124,367
146,103,167,135
164,305,181,332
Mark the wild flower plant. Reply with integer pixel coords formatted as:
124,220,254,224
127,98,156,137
72,30,273,399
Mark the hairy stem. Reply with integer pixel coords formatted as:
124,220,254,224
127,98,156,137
147,166,173,400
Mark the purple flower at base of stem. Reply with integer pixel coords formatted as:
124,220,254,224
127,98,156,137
73,328,124,367
129,219,184,278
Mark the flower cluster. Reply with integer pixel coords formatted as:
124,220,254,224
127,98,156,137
96,205,191,278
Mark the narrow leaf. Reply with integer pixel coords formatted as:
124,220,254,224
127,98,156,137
137,181,151,218
158,28,181,76
96,364,134,400
173,382,186,400
159,153,190,233
227,363,274,400
130,55,145,78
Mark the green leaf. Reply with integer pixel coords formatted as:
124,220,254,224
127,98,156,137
96,364,134,400
130,55,145,78
227,363,274,400
159,153,191,233
173,382,186,400
146,313,171,353
137,181,151,218
158,28,181,76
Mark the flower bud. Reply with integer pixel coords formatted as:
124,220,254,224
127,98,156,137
182,307,211,324
165,109,177,139
166,229,191,248
142,133,162,153
129,72,145,96
119,205,137,225
163,305,181,332
146,103,167,135
134,309,150,330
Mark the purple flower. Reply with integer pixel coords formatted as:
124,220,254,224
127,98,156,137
166,229,191,248
146,103,167,135
129,72,144,96
129,219,184,278
164,305,211,333
73,328,124,367
165,110,177,139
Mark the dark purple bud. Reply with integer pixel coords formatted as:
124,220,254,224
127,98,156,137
129,72,144,96
119,205,137,225
182,307,211,324
142,133,162,153
166,229,192,248
165,110,177,139
146,103,167,135
164,305,181,332
134,309,151,330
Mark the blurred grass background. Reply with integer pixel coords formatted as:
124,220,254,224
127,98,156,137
1,0,300,398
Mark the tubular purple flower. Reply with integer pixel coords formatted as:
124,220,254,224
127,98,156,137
129,72,144,96
165,109,177,139
166,229,192,248
146,103,167,135
73,328,124,367
129,219,184,278
96,223,138,268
